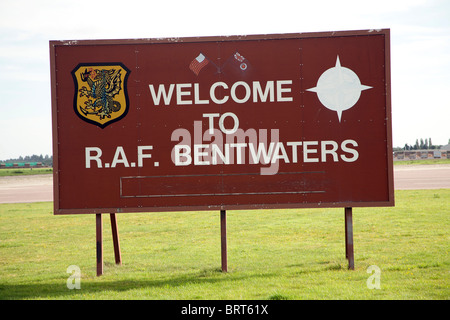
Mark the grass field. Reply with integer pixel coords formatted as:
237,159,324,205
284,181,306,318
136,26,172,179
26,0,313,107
0,168,53,177
393,158,450,166
0,189,448,300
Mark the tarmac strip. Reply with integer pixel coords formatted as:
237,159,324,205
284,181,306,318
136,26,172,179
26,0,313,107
0,165,449,203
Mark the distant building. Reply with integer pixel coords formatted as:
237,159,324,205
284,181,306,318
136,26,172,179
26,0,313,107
394,149,450,161
0,162,45,168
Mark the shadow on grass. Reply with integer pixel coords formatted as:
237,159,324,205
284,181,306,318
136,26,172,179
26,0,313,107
0,267,277,300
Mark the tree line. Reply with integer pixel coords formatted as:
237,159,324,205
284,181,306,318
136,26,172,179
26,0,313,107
1,154,53,166
401,138,449,151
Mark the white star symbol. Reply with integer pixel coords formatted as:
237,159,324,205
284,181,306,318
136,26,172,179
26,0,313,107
307,55,372,122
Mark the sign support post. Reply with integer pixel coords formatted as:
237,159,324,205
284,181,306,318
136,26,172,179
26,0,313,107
220,210,228,272
110,213,122,265
345,207,355,270
96,214,103,276
96,213,122,276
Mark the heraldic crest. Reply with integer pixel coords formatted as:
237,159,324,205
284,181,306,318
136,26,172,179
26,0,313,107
72,63,130,128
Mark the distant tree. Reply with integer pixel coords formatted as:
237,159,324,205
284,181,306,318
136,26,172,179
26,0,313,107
414,139,419,150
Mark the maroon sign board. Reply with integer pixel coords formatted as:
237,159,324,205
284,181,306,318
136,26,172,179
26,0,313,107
50,29,394,215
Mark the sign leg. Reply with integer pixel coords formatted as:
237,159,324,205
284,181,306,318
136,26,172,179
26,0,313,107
345,207,355,270
110,213,122,265
220,210,228,272
96,214,103,276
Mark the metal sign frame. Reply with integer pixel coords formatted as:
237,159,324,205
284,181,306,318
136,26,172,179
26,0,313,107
50,29,394,215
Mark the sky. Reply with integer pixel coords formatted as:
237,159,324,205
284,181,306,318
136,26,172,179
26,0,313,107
0,0,449,160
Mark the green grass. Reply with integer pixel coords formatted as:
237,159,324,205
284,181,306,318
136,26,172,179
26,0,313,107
394,158,450,165
0,189,449,300
0,168,53,176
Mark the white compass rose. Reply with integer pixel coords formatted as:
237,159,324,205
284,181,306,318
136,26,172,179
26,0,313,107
307,55,372,122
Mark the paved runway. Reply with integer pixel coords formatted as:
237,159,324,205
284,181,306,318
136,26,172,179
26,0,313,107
0,164,449,203
0,174,53,204
393,164,450,190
